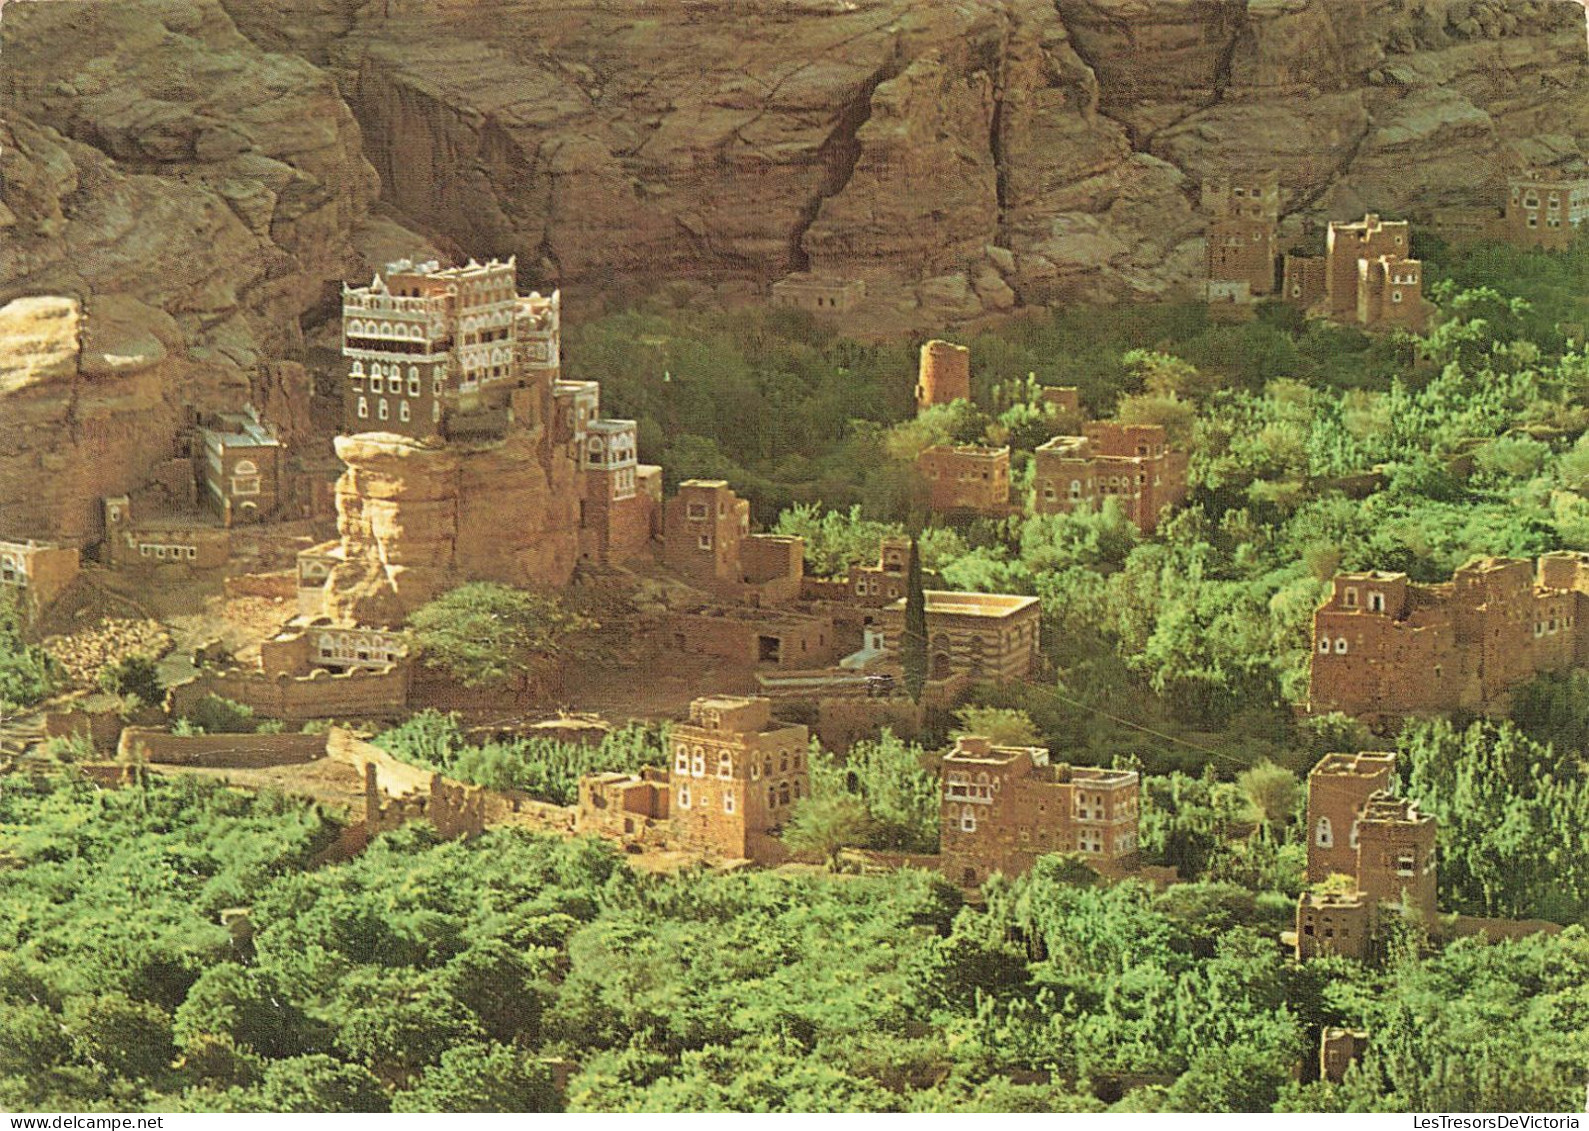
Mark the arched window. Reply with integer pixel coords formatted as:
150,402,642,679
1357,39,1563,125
767,786,778,809
357,397,368,419
778,782,790,806
377,399,389,421
674,744,689,773
233,460,257,478
1334,637,1348,654
691,747,706,776
717,752,732,779
1319,637,1330,654
678,785,691,809
723,792,735,814
1315,817,1333,848
399,401,411,423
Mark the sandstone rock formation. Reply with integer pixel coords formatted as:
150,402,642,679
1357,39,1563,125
0,0,399,543
0,292,196,543
326,427,580,625
3,0,1589,544
207,0,1589,314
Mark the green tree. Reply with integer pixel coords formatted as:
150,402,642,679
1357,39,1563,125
256,1055,388,1113
175,965,308,1060
1236,760,1300,843
97,654,164,709
902,536,928,703
393,1042,558,1112
408,582,593,687
0,596,55,713
65,992,176,1082
781,795,874,869
953,706,1041,748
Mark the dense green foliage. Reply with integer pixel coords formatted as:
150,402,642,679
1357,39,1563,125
374,711,664,806
1399,718,1589,924
0,597,55,715
2,771,1582,1112
408,583,592,687
98,655,164,711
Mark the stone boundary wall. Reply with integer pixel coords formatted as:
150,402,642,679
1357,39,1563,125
118,728,326,768
1444,915,1563,943
324,727,430,796
168,662,410,722
223,572,298,600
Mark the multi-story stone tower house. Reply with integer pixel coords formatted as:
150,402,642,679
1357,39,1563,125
577,696,809,864
917,444,1011,515
667,695,810,861
1202,172,1280,297
1032,422,1189,534
1309,553,1589,724
194,405,283,526
1355,792,1437,923
1504,169,1589,251
878,591,1042,684
1324,215,1428,332
663,479,751,586
341,257,560,438
915,340,971,411
1306,751,1397,884
939,736,1140,886
1295,750,1439,960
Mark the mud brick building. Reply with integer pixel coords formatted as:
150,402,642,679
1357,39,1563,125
1503,169,1589,250
1309,553,1589,724
669,604,837,669
258,619,408,676
1202,172,1279,298
663,479,803,603
1282,252,1328,310
1354,792,1437,922
0,538,79,618
577,696,809,863
193,405,283,527
1325,214,1429,332
915,339,971,410
1283,214,1429,332
1319,1028,1370,1084
1032,422,1188,534
879,590,1042,684
1295,891,1375,960
100,495,229,572
770,274,866,313
939,735,1140,886
917,443,1011,515
1305,751,1397,884
1295,750,1439,960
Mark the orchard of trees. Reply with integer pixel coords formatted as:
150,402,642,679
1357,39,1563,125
1,767,1584,1113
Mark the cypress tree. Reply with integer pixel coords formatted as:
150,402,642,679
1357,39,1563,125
902,534,928,703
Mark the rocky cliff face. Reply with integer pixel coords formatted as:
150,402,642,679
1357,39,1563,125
0,0,396,543
326,427,580,625
2,0,1588,542
210,0,1589,313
